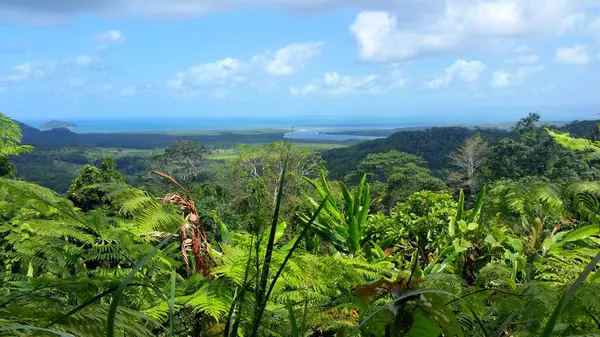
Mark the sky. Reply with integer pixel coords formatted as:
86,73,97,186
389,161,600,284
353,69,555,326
1,0,600,122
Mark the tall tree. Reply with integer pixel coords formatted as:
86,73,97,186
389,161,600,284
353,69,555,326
447,134,488,197
151,139,210,183
0,157,16,178
67,157,125,211
217,141,325,227
487,113,600,181
347,150,446,208
0,112,32,178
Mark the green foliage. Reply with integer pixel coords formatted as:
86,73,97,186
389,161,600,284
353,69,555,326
0,113,33,157
3,114,600,337
0,157,16,178
302,172,372,256
67,158,125,212
346,150,447,208
151,139,211,183
487,113,600,182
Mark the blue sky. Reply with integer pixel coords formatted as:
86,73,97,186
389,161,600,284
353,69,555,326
1,0,600,122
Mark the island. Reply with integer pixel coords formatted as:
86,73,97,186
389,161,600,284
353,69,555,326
40,120,78,130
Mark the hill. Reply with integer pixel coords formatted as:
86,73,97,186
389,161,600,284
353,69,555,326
322,120,600,180
17,121,287,149
40,120,78,130
321,127,512,179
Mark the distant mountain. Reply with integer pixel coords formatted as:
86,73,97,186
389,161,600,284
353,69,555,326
321,119,600,180
40,120,78,130
15,121,285,149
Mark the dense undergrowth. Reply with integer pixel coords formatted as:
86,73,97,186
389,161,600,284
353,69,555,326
2,112,600,336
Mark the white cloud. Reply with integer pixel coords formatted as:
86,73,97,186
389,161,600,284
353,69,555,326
254,42,323,76
290,72,381,96
350,11,460,62
167,57,245,90
555,45,591,65
97,30,125,43
63,55,95,67
120,86,136,96
73,55,94,67
0,60,57,82
349,1,591,61
491,65,544,88
426,60,487,89
167,42,322,94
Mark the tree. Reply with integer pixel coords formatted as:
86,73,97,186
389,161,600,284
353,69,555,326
67,157,125,211
151,139,210,183
0,112,33,157
0,156,16,178
487,113,600,182
216,141,325,228
447,134,488,197
347,150,446,208
0,112,32,178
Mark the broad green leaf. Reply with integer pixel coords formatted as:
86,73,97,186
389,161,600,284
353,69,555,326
467,223,479,231
458,220,468,233
467,186,487,223
371,242,384,260
485,235,497,245
220,222,231,245
562,225,600,243
405,309,443,337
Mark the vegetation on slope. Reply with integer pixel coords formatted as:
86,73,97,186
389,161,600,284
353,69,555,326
2,112,600,336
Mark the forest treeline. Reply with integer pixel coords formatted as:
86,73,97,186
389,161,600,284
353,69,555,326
10,116,600,193
2,112,600,336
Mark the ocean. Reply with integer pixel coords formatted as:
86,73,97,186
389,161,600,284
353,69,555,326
21,116,433,141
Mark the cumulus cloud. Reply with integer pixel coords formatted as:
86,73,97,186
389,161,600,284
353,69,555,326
64,55,95,67
0,60,57,82
96,30,125,43
290,72,380,96
253,42,323,76
167,57,246,90
349,0,594,61
290,66,408,97
0,0,408,21
426,60,487,89
491,65,544,88
167,42,322,94
555,45,592,65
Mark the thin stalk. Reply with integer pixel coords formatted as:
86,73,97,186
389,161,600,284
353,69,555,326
107,231,176,337
251,194,329,337
227,238,255,337
250,148,290,335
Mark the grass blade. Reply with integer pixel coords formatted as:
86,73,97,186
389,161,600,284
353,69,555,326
107,231,175,337
541,251,600,337
0,325,75,336
467,186,486,223
252,193,329,337
168,270,177,336
287,301,299,337
492,312,517,337
250,147,289,337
